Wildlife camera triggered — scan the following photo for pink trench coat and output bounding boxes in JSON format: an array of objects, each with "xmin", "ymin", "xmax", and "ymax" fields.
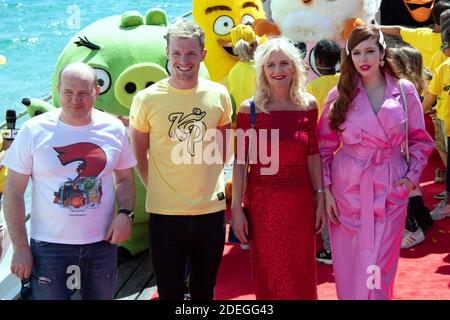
[{"xmin": 318, "ymin": 74, "xmax": 434, "ymax": 300}]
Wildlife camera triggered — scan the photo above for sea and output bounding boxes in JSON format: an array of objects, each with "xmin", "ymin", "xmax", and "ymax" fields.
[{"xmin": 0, "ymin": 0, "xmax": 192, "ymax": 123}]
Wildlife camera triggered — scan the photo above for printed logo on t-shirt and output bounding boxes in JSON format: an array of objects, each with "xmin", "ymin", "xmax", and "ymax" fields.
[
  {"xmin": 168, "ymin": 108, "xmax": 207, "ymax": 156},
  {"xmin": 52, "ymin": 143, "xmax": 107, "ymax": 214}
]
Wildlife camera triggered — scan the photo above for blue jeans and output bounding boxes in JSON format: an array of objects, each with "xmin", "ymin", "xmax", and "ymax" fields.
[{"xmin": 30, "ymin": 239, "xmax": 117, "ymax": 300}]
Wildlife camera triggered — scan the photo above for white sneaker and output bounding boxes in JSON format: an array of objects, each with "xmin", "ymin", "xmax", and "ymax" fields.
[
  {"xmin": 401, "ymin": 228, "xmax": 425, "ymax": 249},
  {"xmin": 430, "ymin": 200, "xmax": 450, "ymax": 221}
]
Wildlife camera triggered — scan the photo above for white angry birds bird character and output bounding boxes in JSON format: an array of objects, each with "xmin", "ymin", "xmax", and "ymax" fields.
[
  {"xmin": 271, "ymin": 0, "xmax": 382, "ymax": 43},
  {"xmin": 257, "ymin": 0, "xmax": 382, "ymax": 79}
]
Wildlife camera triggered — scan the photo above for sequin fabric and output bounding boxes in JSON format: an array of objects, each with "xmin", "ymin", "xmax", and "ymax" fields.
[{"xmin": 236, "ymin": 109, "xmax": 318, "ymax": 300}]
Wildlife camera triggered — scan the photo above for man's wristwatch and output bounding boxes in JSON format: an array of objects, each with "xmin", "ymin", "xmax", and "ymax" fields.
[{"xmin": 118, "ymin": 208, "xmax": 134, "ymax": 223}]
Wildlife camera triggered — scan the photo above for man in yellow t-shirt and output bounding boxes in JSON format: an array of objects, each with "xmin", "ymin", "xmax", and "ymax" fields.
[
  {"xmin": 130, "ymin": 19, "xmax": 232, "ymax": 300},
  {"xmin": 377, "ymin": 1, "xmax": 450, "ymax": 70}
]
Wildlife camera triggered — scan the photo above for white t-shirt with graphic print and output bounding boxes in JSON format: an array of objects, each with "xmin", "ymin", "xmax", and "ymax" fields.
[{"xmin": 1, "ymin": 109, "xmax": 137, "ymax": 245}]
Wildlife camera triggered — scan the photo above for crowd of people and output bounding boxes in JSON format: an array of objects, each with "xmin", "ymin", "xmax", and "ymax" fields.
[{"xmin": 2, "ymin": 3, "xmax": 450, "ymax": 299}]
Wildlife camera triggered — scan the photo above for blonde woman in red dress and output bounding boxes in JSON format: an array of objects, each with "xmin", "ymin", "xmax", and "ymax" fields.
[{"xmin": 231, "ymin": 37, "xmax": 327, "ymax": 300}]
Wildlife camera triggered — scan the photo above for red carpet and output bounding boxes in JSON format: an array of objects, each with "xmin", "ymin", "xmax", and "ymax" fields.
[
  {"xmin": 152, "ymin": 116, "xmax": 450, "ymax": 300},
  {"xmin": 151, "ymin": 160, "xmax": 450, "ymax": 300},
  {"xmin": 215, "ymin": 147, "xmax": 450, "ymax": 300}
]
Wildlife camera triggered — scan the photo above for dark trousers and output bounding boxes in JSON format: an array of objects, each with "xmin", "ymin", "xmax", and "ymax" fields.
[
  {"xmin": 149, "ymin": 211, "xmax": 225, "ymax": 300},
  {"xmin": 405, "ymin": 196, "xmax": 433, "ymax": 233}
]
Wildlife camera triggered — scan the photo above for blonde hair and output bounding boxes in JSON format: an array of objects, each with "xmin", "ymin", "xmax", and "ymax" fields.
[
  {"xmin": 254, "ymin": 37, "xmax": 308, "ymax": 112},
  {"xmin": 165, "ymin": 18, "xmax": 205, "ymax": 50}
]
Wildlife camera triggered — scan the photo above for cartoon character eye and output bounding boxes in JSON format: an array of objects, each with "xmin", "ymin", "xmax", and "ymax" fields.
[
  {"xmin": 241, "ymin": 14, "xmax": 255, "ymax": 26},
  {"xmin": 94, "ymin": 68, "xmax": 111, "ymax": 95},
  {"xmin": 214, "ymin": 15, "xmax": 235, "ymax": 36}
]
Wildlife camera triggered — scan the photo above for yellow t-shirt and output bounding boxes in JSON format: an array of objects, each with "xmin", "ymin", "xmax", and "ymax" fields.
[
  {"xmin": 400, "ymin": 27, "xmax": 441, "ymax": 70},
  {"xmin": 429, "ymin": 50, "xmax": 447, "ymax": 119},
  {"xmin": 429, "ymin": 50, "xmax": 446, "ymax": 74},
  {"xmin": 130, "ymin": 78, "xmax": 232, "ymax": 215},
  {"xmin": 306, "ymin": 73, "xmax": 340, "ymax": 116},
  {"xmin": 428, "ymin": 58, "xmax": 450, "ymax": 135},
  {"xmin": 0, "ymin": 166, "xmax": 7, "ymax": 194},
  {"xmin": 227, "ymin": 61, "xmax": 256, "ymax": 119}
]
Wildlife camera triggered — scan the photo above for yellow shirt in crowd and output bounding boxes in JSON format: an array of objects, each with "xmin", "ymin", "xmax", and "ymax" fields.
[
  {"xmin": 429, "ymin": 50, "xmax": 447, "ymax": 120},
  {"xmin": 306, "ymin": 73, "xmax": 340, "ymax": 115},
  {"xmin": 227, "ymin": 60, "xmax": 256, "ymax": 119},
  {"xmin": 428, "ymin": 58, "xmax": 450, "ymax": 136},
  {"xmin": 0, "ymin": 166, "xmax": 7, "ymax": 193},
  {"xmin": 130, "ymin": 78, "xmax": 232, "ymax": 215},
  {"xmin": 400, "ymin": 27, "xmax": 441, "ymax": 71}
]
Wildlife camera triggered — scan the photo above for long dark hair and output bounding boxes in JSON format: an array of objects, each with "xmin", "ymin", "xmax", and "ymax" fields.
[{"xmin": 329, "ymin": 25, "xmax": 400, "ymax": 131}]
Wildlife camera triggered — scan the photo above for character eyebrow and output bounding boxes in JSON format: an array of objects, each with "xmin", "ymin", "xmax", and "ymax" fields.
[
  {"xmin": 205, "ymin": 6, "xmax": 232, "ymax": 15},
  {"xmin": 74, "ymin": 36, "xmax": 101, "ymax": 51},
  {"xmin": 243, "ymin": 2, "xmax": 259, "ymax": 10}
]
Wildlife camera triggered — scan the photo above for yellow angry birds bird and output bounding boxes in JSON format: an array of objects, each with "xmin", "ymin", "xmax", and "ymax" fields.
[{"xmin": 192, "ymin": 0, "xmax": 266, "ymax": 84}]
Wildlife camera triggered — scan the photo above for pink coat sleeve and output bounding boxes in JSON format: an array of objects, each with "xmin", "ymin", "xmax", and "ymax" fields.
[
  {"xmin": 317, "ymin": 88, "xmax": 340, "ymax": 187},
  {"xmin": 402, "ymin": 80, "xmax": 434, "ymax": 186}
]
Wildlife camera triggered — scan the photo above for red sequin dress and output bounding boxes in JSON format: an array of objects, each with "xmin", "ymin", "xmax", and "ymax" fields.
[{"xmin": 236, "ymin": 109, "xmax": 318, "ymax": 300}]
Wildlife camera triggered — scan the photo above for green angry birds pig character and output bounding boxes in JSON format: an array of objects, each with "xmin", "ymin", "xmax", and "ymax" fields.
[{"xmin": 22, "ymin": 8, "xmax": 209, "ymax": 259}]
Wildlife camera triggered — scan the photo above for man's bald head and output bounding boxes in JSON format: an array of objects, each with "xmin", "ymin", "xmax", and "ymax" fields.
[
  {"xmin": 58, "ymin": 62, "xmax": 98, "ymax": 90},
  {"xmin": 57, "ymin": 62, "xmax": 100, "ymax": 126}
]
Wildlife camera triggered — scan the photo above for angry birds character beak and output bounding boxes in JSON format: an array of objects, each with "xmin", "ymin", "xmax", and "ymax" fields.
[
  {"xmin": 217, "ymin": 39, "xmax": 239, "ymax": 59},
  {"xmin": 403, "ymin": 0, "xmax": 435, "ymax": 23}
]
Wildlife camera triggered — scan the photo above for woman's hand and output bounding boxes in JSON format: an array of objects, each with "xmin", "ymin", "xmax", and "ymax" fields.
[
  {"xmin": 231, "ymin": 206, "xmax": 249, "ymax": 244},
  {"xmin": 396, "ymin": 178, "xmax": 415, "ymax": 192},
  {"xmin": 314, "ymin": 193, "xmax": 327, "ymax": 235},
  {"xmin": 325, "ymin": 187, "xmax": 340, "ymax": 225}
]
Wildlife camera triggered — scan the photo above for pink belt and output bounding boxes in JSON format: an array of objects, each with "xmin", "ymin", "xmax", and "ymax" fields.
[{"xmin": 340, "ymin": 145, "xmax": 405, "ymax": 251}]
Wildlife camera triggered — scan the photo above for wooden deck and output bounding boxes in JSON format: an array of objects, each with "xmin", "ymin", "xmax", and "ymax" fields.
[{"xmin": 114, "ymin": 250, "xmax": 156, "ymax": 300}]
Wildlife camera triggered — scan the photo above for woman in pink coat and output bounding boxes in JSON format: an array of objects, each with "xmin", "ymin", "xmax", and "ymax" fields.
[{"xmin": 318, "ymin": 26, "xmax": 434, "ymax": 300}]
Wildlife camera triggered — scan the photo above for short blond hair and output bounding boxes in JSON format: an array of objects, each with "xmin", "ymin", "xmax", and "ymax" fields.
[
  {"xmin": 165, "ymin": 18, "xmax": 205, "ymax": 50},
  {"xmin": 254, "ymin": 37, "xmax": 308, "ymax": 112}
]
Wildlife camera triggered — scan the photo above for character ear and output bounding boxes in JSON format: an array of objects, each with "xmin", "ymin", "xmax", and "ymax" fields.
[
  {"xmin": 120, "ymin": 11, "xmax": 144, "ymax": 28},
  {"xmin": 145, "ymin": 8, "xmax": 168, "ymax": 27},
  {"xmin": 252, "ymin": 18, "xmax": 281, "ymax": 37}
]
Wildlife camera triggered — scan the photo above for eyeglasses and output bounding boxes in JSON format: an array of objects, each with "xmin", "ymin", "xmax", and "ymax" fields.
[
  {"xmin": 441, "ymin": 42, "xmax": 449, "ymax": 50},
  {"xmin": 20, "ymin": 275, "xmax": 52, "ymax": 300}
]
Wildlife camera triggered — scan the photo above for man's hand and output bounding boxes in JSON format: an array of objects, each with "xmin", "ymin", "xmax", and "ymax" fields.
[
  {"xmin": 104, "ymin": 214, "xmax": 132, "ymax": 245},
  {"xmin": 11, "ymin": 246, "xmax": 33, "ymax": 280}
]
